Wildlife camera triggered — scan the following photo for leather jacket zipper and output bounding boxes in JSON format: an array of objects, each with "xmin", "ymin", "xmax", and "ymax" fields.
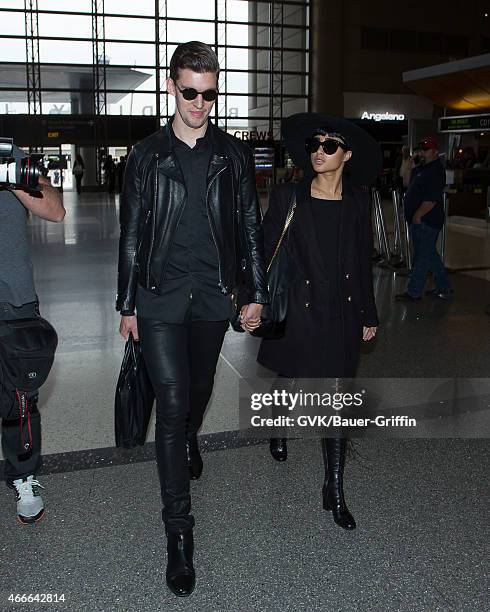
[
  {"xmin": 206, "ymin": 164, "xmax": 227, "ymax": 292},
  {"xmin": 147, "ymin": 153, "xmax": 159, "ymax": 287},
  {"xmin": 137, "ymin": 210, "xmax": 151, "ymax": 257},
  {"xmin": 158, "ymin": 184, "xmax": 187, "ymax": 286}
]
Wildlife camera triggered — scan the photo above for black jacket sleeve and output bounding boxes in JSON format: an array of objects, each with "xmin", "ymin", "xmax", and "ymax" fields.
[
  {"xmin": 239, "ymin": 149, "xmax": 269, "ymax": 304},
  {"xmin": 358, "ymin": 190, "xmax": 379, "ymax": 327},
  {"xmin": 116, "ymin": 147, "xmax": 142, "ymax": 314}
]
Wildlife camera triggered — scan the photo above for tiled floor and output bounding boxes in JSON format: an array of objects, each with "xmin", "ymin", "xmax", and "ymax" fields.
[{"xmin": 0, "ymin": 191, "xmax": 488, "ymax": 611}]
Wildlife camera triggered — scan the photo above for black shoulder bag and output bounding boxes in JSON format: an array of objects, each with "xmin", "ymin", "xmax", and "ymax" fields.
[
  {"xmin": 0, "ymin": 316, "xmax": 58, "ymax": 451},
  {"xmin": 250, "ymin": 191, "xmax": 297, "ymax": 339}
]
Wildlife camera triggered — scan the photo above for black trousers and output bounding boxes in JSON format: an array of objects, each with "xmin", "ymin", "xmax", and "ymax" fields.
[
  {"xmin": 0, "ymin": 301, "xmax": 42, "ymax": 484},
  {"xmin": 75, "ymin": 175, "xmax": 83, "ymax": 194},
  {"xmin": 138, "ymin": 315, "xmax": 229, "ymax": 533}
]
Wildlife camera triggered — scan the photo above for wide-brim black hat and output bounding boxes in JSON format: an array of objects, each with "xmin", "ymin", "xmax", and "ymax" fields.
[{"xmin": 282, "ymin": 112, "xmax": 382, "ymax": 186}]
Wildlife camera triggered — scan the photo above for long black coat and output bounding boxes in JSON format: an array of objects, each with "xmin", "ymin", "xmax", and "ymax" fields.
[{"xmin": 257, "ymin": 177, "xmax": 378, "ymax": 378}]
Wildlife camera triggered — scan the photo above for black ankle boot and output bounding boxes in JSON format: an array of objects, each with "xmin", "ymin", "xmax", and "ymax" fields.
[
  {"xmin": 186, "ymin": 436, "xmax": 203, "ymax": 480},
  {"xmin": 321, "ymin": 438, "xmax": 356, "ymax": 530},
  {"xmin": 166, "ymin": 530, "xmax": 196, "ymax": 597},
  {"xmin": 269, "ymin": 438, "xmax": 287, "ymax": 461}
]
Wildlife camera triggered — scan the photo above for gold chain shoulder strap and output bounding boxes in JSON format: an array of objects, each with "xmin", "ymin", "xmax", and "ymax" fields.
[{"xmin": 267, "ymin": 193, "xmax": 297, "ymax": 273}]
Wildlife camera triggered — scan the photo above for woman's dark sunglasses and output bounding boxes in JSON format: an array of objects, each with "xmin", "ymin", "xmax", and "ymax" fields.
[
  {"xmin": 176, "ymin": 83, "xmax": 218, "ymax": 102},
  {"xmin": 305, "ymin": 138, "xmax": 348, "ymax": 155}
]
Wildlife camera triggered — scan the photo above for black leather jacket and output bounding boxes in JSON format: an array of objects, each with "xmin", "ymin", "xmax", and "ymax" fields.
[{"xmin": 116, "ymin": 121, "xmax": 269, "ymax": 314}]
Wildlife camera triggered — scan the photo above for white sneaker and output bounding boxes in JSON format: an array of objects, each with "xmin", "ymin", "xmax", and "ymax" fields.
[{"xmin": 13, "ymin": 476, "xmax": 45, "ymax": 524}]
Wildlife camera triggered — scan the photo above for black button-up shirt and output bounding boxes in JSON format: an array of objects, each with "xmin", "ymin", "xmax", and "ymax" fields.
[{"xmin": 136, "ymin": 123, "xmax": 233, "ymax": 322}]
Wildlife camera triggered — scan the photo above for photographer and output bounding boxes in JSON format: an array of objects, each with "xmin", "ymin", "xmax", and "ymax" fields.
[{"xmin": 0, "ymin": 143, "xmax": 65, "ymax": 524}]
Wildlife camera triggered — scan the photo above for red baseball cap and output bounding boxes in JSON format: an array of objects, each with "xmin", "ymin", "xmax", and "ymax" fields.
[{"xmin": 417, "ymin": 136, "xmax": 439, "ymax": 150}]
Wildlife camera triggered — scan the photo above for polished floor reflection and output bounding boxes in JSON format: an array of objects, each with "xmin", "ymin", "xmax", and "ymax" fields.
[
  {"xmin": 1, "ymin": 190, "xmax": 487, "ymax": 456},
  {"xmin": 1, "ymin": 190, "xmax": 488, "ymax": 611}
]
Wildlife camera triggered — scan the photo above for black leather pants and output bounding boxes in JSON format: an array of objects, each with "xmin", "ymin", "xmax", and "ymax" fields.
[{"xmin": 138, "ymin": 316, "xmax": 228, "ymax": 533}]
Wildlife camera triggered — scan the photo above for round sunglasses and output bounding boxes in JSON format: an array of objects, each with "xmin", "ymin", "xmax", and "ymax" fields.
[
  {"xmin": 305, "ymin": 138, "xmax": 348, "ymax": 155},
  {"xmin": 175, "ymin": 83, "xmax": 218, "ymax": 102}
]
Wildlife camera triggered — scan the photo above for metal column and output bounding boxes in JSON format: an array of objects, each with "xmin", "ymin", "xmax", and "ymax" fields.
[
  {"xmin": 371, "ymin": 188, "xmax": 391, "ymax": 263},
  {"xmin": 215, "ymin": 0, "xmax": 228, "ymax": 132},
  {"xmin": 92, "ymin": 0, "xmax": 107, "ymax": 186},
  {"xmin": 439, "ymin": 192, "xmax": 449, "ymax": 263},
  {"xmin": 24, "ymin": 0, "xmax": 42, "ymax": 117},
  {"xmin": 269, "ymin": 0, "xmax": 284, "ymax": 141},
  {"xmin": 155, "ymin": 0, "xmax": 168, "ymax": 129}
]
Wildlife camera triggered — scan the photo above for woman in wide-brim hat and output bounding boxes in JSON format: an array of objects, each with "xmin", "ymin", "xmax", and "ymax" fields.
[{"xmin": 256, "ymin": 113, "xmax": 380, "ymax": 530}]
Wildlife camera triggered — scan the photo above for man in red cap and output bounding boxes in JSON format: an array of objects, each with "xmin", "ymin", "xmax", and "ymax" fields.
[{"xmin": 396, "ymin": 136, "xmax": 452, "ymax": 301}]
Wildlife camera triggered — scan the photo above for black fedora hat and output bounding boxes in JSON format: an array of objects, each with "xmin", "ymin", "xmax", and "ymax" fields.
[{"xmin": 282, "ymin": 112, "xmax": 382, "ymax": 186}]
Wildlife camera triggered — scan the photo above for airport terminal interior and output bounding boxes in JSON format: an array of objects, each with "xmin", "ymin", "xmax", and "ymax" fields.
[{"xmin": 0, "ymin": 1, "xmax": 489, "ymax": 611}]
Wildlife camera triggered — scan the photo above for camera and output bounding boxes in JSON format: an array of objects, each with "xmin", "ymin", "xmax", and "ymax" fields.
[{"xmin": 0, "ymin": 137, "xmax": 43, "ymax": 191}]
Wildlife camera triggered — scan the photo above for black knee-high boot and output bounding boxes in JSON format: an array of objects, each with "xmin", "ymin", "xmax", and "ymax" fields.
[{"xmin": 321, "ymin": 438, "xmax": 356, "ymax": 530}]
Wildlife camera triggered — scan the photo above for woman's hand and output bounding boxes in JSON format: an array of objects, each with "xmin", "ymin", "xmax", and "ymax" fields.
[
  {"xmin": 363, "ymin": 326, "xmax": 377, "ymax": 341},
  {"xmin": 240, "ymin": 303, "xmax": 263, "ymax": 332}
]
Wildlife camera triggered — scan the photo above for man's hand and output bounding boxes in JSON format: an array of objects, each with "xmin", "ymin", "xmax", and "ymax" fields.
[
  {"xmin": 240, "ymin": 303, "xmax": 263, "ymax": 332},
  {"xmin": 363, "ymin": 326, "xmax": 377, "ymax": 341},
  {"xmin": 413, "ymin": 200, "xmax": 436, "ymax": 225},
  {"xmin": 12, "ymin": 175, "xmax": 65, "ymax": 222},
  {"xmin": 119, "ymin": 315, "xmax": 139, "ymax": 341}
]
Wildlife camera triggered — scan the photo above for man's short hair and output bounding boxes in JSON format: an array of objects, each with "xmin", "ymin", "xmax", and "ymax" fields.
[{"xmin": 169, "ymin": 41, "xmax": 220, "ymax": 81}]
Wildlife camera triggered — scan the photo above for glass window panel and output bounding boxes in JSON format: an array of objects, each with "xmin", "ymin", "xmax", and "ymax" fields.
[
  {"xmin": 225, "ymin": 94, "xmax": 271, "ymax": 118},
  {"xmin": 105, "ymin": 16, "xmax": 155, "ymax": 42},
  {"xmin": 166, "ymin": 0, "xmax": 215, "ymax": 21},
  {"xmin": 283, "ymin": 5, "xmax": 306, "ymax": 27},
  {"xmin": 38, "ymin": 0, "xmax": 92, "ymax": 10},
  {"xmin": 2, "ymin": 0, "xmax": 25, "ymax": 8},
  {"xmin": 165, "ymin": 44, "xmax": 178, "ymax": 67},
  {"xmin": 226, "ymin": 24, "xmax": 250, "ymax": 47},
  {"xmin": 104, "ymin": 42, "xmax": 155, "ymax": 65},
  {"xmin": 254, "ymin": 72, "xmax": 270, "ymax": 96},
  {"xmin": 1, "ymin": 66, "xmax": 27, "ymax": 93},
  {"xmin": 253, "ymin": 49, "xmax": 271, "ymax": 72},
  {"xmin": 2, "ymin": 37, "xmax": 27, "ymax": 62},
  {"xmin": 226, "ymin": 1, "xmax": 252, "ymax": 22},
  {"xmin": 224, "ymin": 71, "xmax": 252, "ymax": 93},
  {"xmin": 3, "ymin": 11, "xmax": 25, "ymax": 35},
  {"xmin": 106, "ymin": 70, "xmax": 155, "ymax": 92},
  {"xmin": 104, "ymin": 0, "xmax": 155, "ymax": 16},
  {"xmin": 41, "ymin": 98, "xmax": 75, "ymax": 114},
  {"xmin": 1, "ymin": 100, "xmax": 28, "ymax": 114},
  {"xmin": 108, "ymin": 91, "xmax": 157, "ymax": 115},
  {"xmin": 255, "ymin": 25, "xmax": 270, "ymax": 48},
  {"xmin": 283, "ymin": 28, "xmax": 306, "ymax": 50},
  {"xmin": 224, "ymin": 47, "xmax": 249, "ymax": 70},
  {"xmin": 40, "ymin": 39, "xmax": 93, "ymax": 63},
  {"xmin": 38, "ymin": 13, "xmax": 92, "ymax": 38},
  {"xmin": 255, "ymin": 2, "xmax": 271, "ymax": 24},
  {"xmin": 283, "ymin": 51, "xmax": 307, "ymax": 73},
  {"xmin": 283, "ymin": 75, "xmax": 304, "ymax": 96},
  {"xmin": 167, "ymin": 20, "xmax": 215, "ymax": 44}
]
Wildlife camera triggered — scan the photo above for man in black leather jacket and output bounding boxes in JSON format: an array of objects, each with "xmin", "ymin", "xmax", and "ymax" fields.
[{"xmin": 116, "ymin": 41, "xmax": 268, "ymax": 597}]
